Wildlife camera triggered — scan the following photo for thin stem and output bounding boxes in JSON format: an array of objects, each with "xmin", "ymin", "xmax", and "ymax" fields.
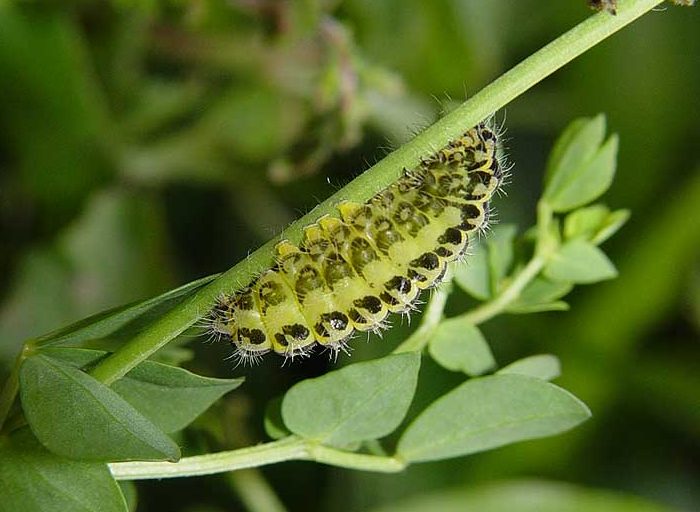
[
  {"xmin": 89, "ymin": 0, "xmax": 665, "ymax": 385},
  {"xmin": 307, "ymin": 443, "xmax": 405, "ymax": 473},
  {"xmin": 0, "ymin": 345, "xmax": 32, "ymax": 431},
  {"xmin": 393, "ymin": 279, "xmax": 452, "ymax": 353},
  {"xmin": 461, "ymin": 256, "xmax": 547, "ymax": 326},
  {"xmin": 226, "ymin": 469, "xmax": 288, "ymax": 512},
  {"xmin": 109, "ymin": 436, "xmax": 405, "ymax": 480},
  {"xmin": 458, "ymin": 199, "xmax": 556, "ymax": 326}
]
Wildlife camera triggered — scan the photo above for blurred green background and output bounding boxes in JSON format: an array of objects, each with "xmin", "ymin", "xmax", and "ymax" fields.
[{"xmin": 1, "ymin": 1, "xmax": 698, "ymax": 511}]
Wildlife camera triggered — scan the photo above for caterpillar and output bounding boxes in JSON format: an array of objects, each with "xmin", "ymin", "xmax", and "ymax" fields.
[{"xmin": 209, "ymin": 122, "xmax": 504, "ymax": 364}]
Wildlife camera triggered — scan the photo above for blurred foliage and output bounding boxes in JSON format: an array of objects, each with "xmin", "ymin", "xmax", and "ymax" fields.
[{"xmin": 0, "ymin": 1, "xmax": 698, "ymax": 511}]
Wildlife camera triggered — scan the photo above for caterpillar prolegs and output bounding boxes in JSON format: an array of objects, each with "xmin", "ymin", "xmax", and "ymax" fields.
[{"xmin": 209, "ymin": 122, "xmax": 505, "ymax": 363}]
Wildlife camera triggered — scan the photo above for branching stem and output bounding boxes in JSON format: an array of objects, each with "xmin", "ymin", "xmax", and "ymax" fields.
[{"xmin": 109, "ymin": 436, "xmax": 405, "ymax": 480}]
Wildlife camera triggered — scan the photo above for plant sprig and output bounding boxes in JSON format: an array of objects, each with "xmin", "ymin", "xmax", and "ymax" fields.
[
  {"xmin": 84, "ymin": 0, "xmax": 666, "ymax": 387},
  {"xmin": 109, "ymin": 112, "xmax": 621, "ymax": 480},
  {"xmin": 0, "ymin": 2, "xmax": 684, "ymax": 511}
]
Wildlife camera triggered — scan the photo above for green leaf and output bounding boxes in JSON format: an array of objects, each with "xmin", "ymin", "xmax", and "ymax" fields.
[
  {"xmin": 367, "ymin": 480, "xmax": 677, "ymax": 512},
  {"xmin": 543, "ymin": 115, "xmax": 618, "ymax": 212},
  {"xmin": 428, "ymin": 318, "xmax": 496, "ymax": 376},
  {"xmin": 19, "ymin": 354, "xmax": 180, "ymax": 462},
  {"xmin": 563, "ymin": 204, "xmax": 610, "ymax": 240},
  {"xmin": 33, "ymin": 275, "xmax": 216, "ymax": 348},
  {"xmin": 117, "ymin": 481, "xmax": 138, "ymax": 512},
  {"xmin": 506, "ymin": 301, "xmax": 570, "ymax": 314},
  {"xmin": 591, "ymin": 208, "xmax": 630, "ymax": 245},
  {"xmin": 41, "ymin": 348, "xmax": 243, "ymax": 433},
  {"xmin": 544, "ymin": 239, "xmax": 618, "ymax": 284},
  {"xmin": 487, "ymin": 224, "xmax": 517, "ymax": 287},
  {"xmin": 0, "ymin": 428, "xmax": 127, "ymax": 512},
  {"xmin": 453, "ymin": 245, "xmax": 490, "ymax": 300},
  {"xmin": 113, "ymin": 363, "xmax": 242, "ymax": 435},
  {"xmin": 397, "ymin": 374, "xmax": 590, "ymax": 462},
  {"xmin": 264, "ymin": 396, "xmax": 291, "ymax": 440},
  {"xmin": 454, "ymin": 226, "xmax": 517, "ymax": 300},
  {"xmin": 515, "ymin": 276, "xmax": 573, "ymax": 304},
  {"xmin": 545, "ymin": 116, "xmax": 605, "ymax": 188},
  {"xmin": 564, "ymin": 205, "xmax": 630, "ymax": 245},
  {"xmin": 281, "ymin": 353, "xmax": 420, "ymax": 448},
  {"xmin": 507, "ymin": 277, "xmax": 573, "ymax": 313},
  {"xmin": 497, "ymin": 355, "xmax": 561, "ymax": 381}
]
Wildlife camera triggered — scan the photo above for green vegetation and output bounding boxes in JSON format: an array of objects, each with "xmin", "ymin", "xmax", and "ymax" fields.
[{"xmin": 1, "ymin": 1, "xmax": 697, "ymax": 511}]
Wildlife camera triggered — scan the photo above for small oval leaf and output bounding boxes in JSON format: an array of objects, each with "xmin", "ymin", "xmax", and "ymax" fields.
[
  {"xmin": 545, "ymin": 115, "xmax": 605, "ymax": 188},
  {"xmin": 507, "ymin": 277, "xmax": 573, "ymax": 313},
  {"xmin": 566, "ymin": 204, "xmax": 629, "ymax": 246},
  {"xmin": 591, "ymin": 209, "xmax": 630, "ymax": 245},
  {"xmin": 564, "ymin": 204, "xmax": 611, "ymax": 241},
  {"xmin": 20, "ymin": 354, "xmax": 180, "ymax": 462},
  {"xmin": 543, "ymin": 115, "xmax": 619, "ymax": 212},
  {"xmin": 428, "ymin": 318, "xmax": 495, "ymax": 376},
  {"xmin": 282, "ymin": 353, "xmax": 420, "ymax": 448},
  {"xmin": 497, "ymin": 354, "xmax": 562, "ymax": 381},
  {"xmin": 397, "ymin": 374, "xmax": 590, "ymax": 463},
  {"xmin": 544, "ymin": 240, "xmax": 618, "ymax": 284}
]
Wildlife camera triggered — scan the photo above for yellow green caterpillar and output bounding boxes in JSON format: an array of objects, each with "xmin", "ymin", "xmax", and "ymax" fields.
[{"xmin": 209, "ymin": 122, "xmax": 504, "ymax": 363}]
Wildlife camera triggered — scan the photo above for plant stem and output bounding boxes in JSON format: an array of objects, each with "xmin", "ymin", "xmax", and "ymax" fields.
[
  {"xmin": 0, "ymin": 345, "xmax": 32, "ymax": 432},
  {"xmin": 461, "ymin": 256, "xmax": 547, "ymax": 326},
  {"xmin": 393, "ymin": 280, "xmax": 452, "ymax": 353},
  {"xmin": 308, "ymin": 442, "xmax": 405, "ymax": 472},
  {"xmin": 226, "ymin": 469, "xmax": 288, "ymax": 512},
  {"xmin": 451, "ymin": 197, "xmax": 558, "ymax": 326},
  {"xmin": 395, "ymin": 195, "xmax": 560, "ymax": 351},
  {"xmin": 109, "ymin": 436, "xmax": 405, "ymax": 480},
  {"xmin": 393, "ymin": 251, "xmax": 548, "ymax": 355},
  {"xmin": 89, "ymin": 0, "xmax": 666, "ymax": 385}
]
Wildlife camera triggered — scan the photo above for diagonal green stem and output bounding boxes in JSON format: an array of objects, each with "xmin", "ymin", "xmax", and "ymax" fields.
[
  {"xmin": 459, "ymin": 200, "xmax": 558, "ymax": 326},
  {"xmin": 0, "ymin": 344, "xmax": 33, "ymax": 432},
  {"xmin": 89, "ymin": 0, "xmax": 666, "ymax": 385},
  {"xmin": 460, "ymin": 256, "xmax": 548, "ymax": 326}
]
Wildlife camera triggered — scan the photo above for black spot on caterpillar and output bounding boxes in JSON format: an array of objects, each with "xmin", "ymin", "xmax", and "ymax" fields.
[
  {"xmin": 588, "ymin": 0, "xmax": 617, "ymax": 15},
  {"xmin": 208, "ymin": 122, "xmax": 506, "ymax": 364}
]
